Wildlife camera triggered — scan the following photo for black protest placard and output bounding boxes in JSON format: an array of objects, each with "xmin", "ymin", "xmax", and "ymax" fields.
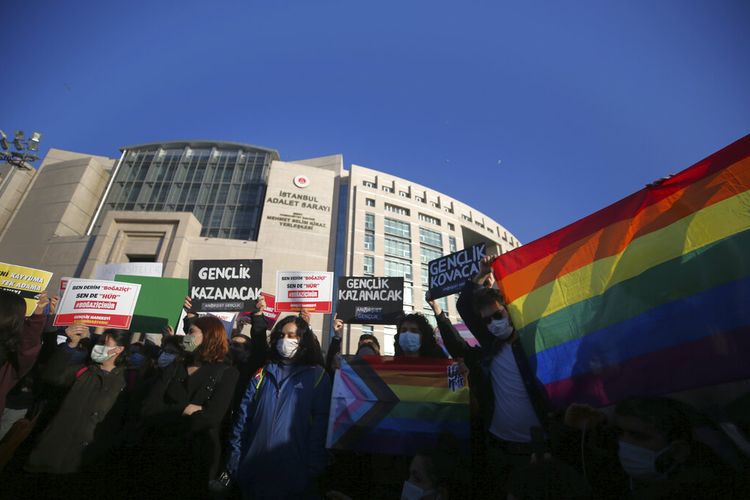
[
  {"xmin": 189, "ymin": 259, "xmax": 263, "ymax": 312},
  {"xmin": 337, "ymin": 277, "xmax": 404, "ymax": 324},
  {"xmin": 428, "ymin": 243, "xmax": 486, "ymax": 299}
]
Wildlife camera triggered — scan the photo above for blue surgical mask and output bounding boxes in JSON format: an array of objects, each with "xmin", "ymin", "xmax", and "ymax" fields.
[
  {"xmin": 401, "ymin": 480, "xmax": 434, "ymax": 500},
  {"xmin": 157, "ymin": 351, "xmax": 177, "ymax": 369},
  {"xmin": 398, "ymin": 332, "xmax": 421, "ymax": 353},
  {"xmin": 130, "ymin": 352, "xmax": 146, "ymax": 368},
  {"xmin": 488, "ymin": 318, "xmax": 513, "ymax": 339}
]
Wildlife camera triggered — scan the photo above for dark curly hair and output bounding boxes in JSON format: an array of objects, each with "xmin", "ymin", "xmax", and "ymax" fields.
[
  {"xmin": 267, "ymin": 315, "xmax": 324, "ymax": 367},
  {"xmin": 473, "ymin": 287, "xmax": 506, "ymax": 313},
  {"xmin": 394, "ymin": 312, "xmax": 446, "ymax": 358}
]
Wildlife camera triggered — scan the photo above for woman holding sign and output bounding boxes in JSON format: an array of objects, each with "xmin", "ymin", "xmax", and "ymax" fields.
[
  {"xmin": 394, "ymin": 312, "xmax": 447, "ymax": 359},
  {"xmin": 138, "ymin": 315, "xmax": 238, "ymax": 497},
  {"xmin": 226, "ymin": 315, "xmax": 331, "ymax": 498}
]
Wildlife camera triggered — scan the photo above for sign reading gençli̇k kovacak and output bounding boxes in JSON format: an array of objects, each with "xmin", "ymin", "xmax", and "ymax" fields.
[
  {"xmin": 189, "ymin": 259, "xmax": 263, "ymax": 313},
  {"xmin": 428, "ymin": 242, "xmax": 486, "ymax": 299},
  {"xmin": 336, "ymin": 277, "xmax": 404, "ymax": 324}
]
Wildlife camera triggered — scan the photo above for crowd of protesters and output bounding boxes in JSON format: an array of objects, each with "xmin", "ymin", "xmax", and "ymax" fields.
[{"xmin": 1, "ymin": 255, "xmax": 749, "ymax": 499}]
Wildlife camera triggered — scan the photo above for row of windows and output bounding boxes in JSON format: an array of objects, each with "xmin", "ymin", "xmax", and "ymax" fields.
[
  {"xmin": 363, "ymin": 201, "xmax": 459, "ymax": 235},
  {"xmin": 361, "ymin": 180, "xmax": 455, "ymax": 213},
  {"xmin": 419, "ymin": 227, "xmax": 442, "ymax": 249},
  {"xmin": 384, "ymin": 203, "xmax": 410, "ymax": 216},
  {"xmin": 384, "ymin": 217, "xmax": 411, "ymax": 239},
  {"xmin": 418, "ymin": 213, "xmax": 440, "ymax": 226}
]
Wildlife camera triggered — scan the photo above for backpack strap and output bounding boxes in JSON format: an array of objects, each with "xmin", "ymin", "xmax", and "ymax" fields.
[
  {"xmin": 313, "ymin": 365, "xmax": 326, "ymax": 388},
  {"xmin": 75, "ymin": 366, "xmax": 89, "ymax": 379},
  {"xmin": 252, "ymin": 367, "xmax": 265, "ymax": 403}
]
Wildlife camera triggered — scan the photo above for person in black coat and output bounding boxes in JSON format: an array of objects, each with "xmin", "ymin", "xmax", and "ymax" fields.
[
  {"xmin": 138, "ymin": 315, "xmax": 238, "ymax": 497},
  {"xmin": 25, "ymin": 329, "xmax": 131, "ymax": 475}
]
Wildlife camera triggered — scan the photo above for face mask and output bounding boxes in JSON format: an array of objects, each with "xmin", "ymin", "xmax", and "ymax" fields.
[
  {"xmin": 357, "ymin": 346, "xmax": 377, "ymax": 356},
  {"xmin": 487, "ymin": 318, "xmax": 513, "ymax": 339},
  {"xmin": 183, "ymin": 335, "xmax": 199, "ymax": 352},
  {"xmin": 230, "ymin": 343, "xmax": 250, "ymax": 363},
  {"xmin": 618, "ymin": 440, "xmax": 673, "ymax": 481},
  {"xmin": 157, "ymin": 351, "xmax": 177, "ymax": 368},
  {"xmin": 277, "ymin": 338, "xmax": 299, "ymax": 359},
  {"xmin": 401, "ymin": 480, "xmax": 434, "ymax": 500},
  {"xmin": 91, "ymin": 344, "xmax": 116, "ymax": 364},
  {"xmin": 130, "ymin": 352, "xmax": 146, "ymax": 368},
  {"xmin": 399, "ymin": 332, "xmax": 421, "ymax": 353}
]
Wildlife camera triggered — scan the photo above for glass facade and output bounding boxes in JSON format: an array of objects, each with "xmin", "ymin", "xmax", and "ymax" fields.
[
  {"xmin": 384, "ymin": 218, "xmax": 411, "ymax": 239},
  {"xmin": 419, "ymin": 227, "xmax": 442, "ymax": 248},
  {"xmin": 99, "ymin": 143, "xmax": 276, "ymax": 239}
]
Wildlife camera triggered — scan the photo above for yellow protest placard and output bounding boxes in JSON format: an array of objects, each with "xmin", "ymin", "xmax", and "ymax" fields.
[{"xmin": 0, "ymin": 262, "xmax": 53, "ymax": 316}]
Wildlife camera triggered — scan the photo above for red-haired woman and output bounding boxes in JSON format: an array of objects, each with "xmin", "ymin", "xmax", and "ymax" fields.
[{"xmin": 138, "ymin": 315, "xmax": 238, "ymax": 497}]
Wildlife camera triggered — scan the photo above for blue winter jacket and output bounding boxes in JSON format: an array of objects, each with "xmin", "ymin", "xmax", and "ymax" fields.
[{"xmin": 227, "ymin": 361, "xmax": 331, "ymax": 498}]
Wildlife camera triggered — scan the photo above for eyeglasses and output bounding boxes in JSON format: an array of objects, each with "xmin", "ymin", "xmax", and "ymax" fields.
[{"xmin": 484, "ymin": 311, "xmax": 505, "ymax": 324}]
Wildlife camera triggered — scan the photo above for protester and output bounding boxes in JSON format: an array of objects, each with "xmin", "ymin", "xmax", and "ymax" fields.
[
  {"xmin": 394, "ymin": 312, "xmax": 447, "ymax": 359},
  {"xmin": 229, "ymin": 296, "xmax": 269, "ymax": 413},
  {"xmin": 0, "ymin": 291, "xmax": 55, "ymax": 421},
  {"xmin": 450, "ymin": 254, "xmax": 550, "ymax": 493},
  {"xmin": 138, "ymin": 315, "xmax": 238, "ymax": 496},
  {"xmin": 612, "ymin": 396, "xmax": 746, "ymax": 498},
  {"xmin": 325, "ymin": 314, "xmax": 383, "ymax": 374},
  {"xmin": 227, "ymin": 315, "xmax": 331, "ymax": 498},
  {"xmin": 25, "ymin": 329, "xmax": 130, "ymax": 474}
]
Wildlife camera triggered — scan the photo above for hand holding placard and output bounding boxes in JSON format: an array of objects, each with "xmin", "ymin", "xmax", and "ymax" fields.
[
  {"xmin": 332, "ymin": 314, "xmax": 344, "ymax": 339},
  {"xmin": 33, "ymin": 292, "xmax": 50, "ymax": 315}
]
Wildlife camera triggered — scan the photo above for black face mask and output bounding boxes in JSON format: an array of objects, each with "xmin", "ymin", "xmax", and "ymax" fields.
[
  {"xmin": 230, "ymin": 343, "xmax": 251, "ymax": 364},
  {"xmin": 356, "ymin": 346, "xmax": 377, "ymax": 356}
]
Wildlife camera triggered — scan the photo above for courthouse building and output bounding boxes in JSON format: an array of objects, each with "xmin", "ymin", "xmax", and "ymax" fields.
[{"xmin": 0, "ymin": 141, "xmax": 520, "ymax": 353}]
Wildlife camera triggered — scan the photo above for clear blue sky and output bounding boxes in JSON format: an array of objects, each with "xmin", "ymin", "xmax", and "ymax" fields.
[{"xmin": 2, "ymin": 0, "xmax": 749, "ymax": 243}]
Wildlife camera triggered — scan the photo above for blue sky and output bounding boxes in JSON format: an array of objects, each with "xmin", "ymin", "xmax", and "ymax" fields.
[{"xmin": 2, "ymin": 0, "xmax": 749, "ymax": 243}]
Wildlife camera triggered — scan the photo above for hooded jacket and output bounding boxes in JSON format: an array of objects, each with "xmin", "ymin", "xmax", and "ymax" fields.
[{"xmin": 227, "ymin": 361, "xmax": 331, "ymax": 498}]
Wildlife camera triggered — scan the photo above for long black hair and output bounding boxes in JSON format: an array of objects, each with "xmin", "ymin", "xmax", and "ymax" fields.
[
  {"xmin": 394, "ymin": 312, "xmax": 446, "ymax": 358},
  {"xmin": 267, "ymin": 315, "xmax": 324, "ymax": 367},
  {"xmin": 0, "ymin": 290, "xmax": 27, "ymax": 367},
  {"xmin": 100, "ymin": 329, "xmax": 132, "ymax": 367}
]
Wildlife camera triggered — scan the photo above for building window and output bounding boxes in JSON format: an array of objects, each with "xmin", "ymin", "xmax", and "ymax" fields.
[
  {"xmin": 462, "ymin": 214, "xmax": 471, "ymax": 222},
  {"xmin": 448, "ymin": 222, "xmax": 455, "ymax": 231},
  {"xmin": 421, "ymin": 264, "xmax": 429, "ymax": 286},
  {"xmin": 385, "ymin": 258, "xmax": 413, "ymax": 281},
  {"xmin": 385, "ymin": 237, "xmax": 412, "ymax": 259},
  {"xmin": 363, "ymin": 180, "xmax": 376, "ymax": 188},
  {"xmin": 398, "ymin": 190, "xmax": 410, "ymax": 198},
  {"xmin": 364, "ymin": 233, "xmax": 375, "ymax": 251},
  {"xmin": 419, "ymin": 227, "xmax": 442, "ymax": 249},
  {"xmin": 415, "ymin": 196, "xmax": 425, "ymax": 203},
  {"xmin": 443, "ymin": 206, "xmax": 453, "ymax": 214},
  {"xmin": 418, "ymin": 213, "xmax": 441, "ymax": 226},
  {"xmin": 403, "ymin": 283, "xmax": 413, "ymax": 306},
  {"xmin": 449, "ymin": 236, "xmax": 457, "ymax": 253},
  {"xmin": 365, "ymin": 212, "xmax": 375, "ymax": 231},
  {"xmin": 384, "ymin": 203, "xmax": 410, "ymax": 216},
  {"xmin": 363, "ymin": 255, "xmax": 374, "ymax": 275},
  {"xmin": 362, "ymin": 325, "xmax": 374, "ymax": 336},
  {"xmin": 420, "ymin": 246, "xmax": 442, "ymax": 264},
  {"xmin": 382, "ymin": 185, "xmax": 394, "ymax": 193},
  {"xmin": 384, "ymin": 218, "xmax": 411, "ymax": 239},
  {"xmin": 365, "ymin": 198, "xmax": 375, "ymax": 207}
]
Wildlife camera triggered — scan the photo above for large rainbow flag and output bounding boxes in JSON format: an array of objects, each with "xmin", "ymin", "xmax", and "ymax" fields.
[
  {"xmin": 492, "ymin": 134, "xmax": 750, "ymax": 409},
  {"xmin": 326, "ymin": 356, "xmax": 470, "ymax": 455}
]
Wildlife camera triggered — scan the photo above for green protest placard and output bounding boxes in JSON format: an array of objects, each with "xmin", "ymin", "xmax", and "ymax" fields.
[{"xmin": 115, "ymin": 274, "xmax": 187, "ymax": 333}]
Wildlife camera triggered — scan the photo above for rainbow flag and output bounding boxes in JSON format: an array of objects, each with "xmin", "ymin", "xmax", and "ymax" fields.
[
  {"xmin": 326, "ymin": 356, "xmax": 470, "ymax": 455},
  {"xmin": 492, "ymin": 134, "xmax": 750, "ymax": 409}
]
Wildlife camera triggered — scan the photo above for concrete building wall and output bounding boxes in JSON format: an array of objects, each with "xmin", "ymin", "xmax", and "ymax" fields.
[
  {"xmin": 0, "ymin": 164, "xmax": 36, "ymax": 239},
  {"xmin": 0, "ymin": 146, "xmax": 521, "ymax": 349}
]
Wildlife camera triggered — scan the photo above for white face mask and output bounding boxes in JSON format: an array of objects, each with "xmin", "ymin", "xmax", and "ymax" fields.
[
  {"xmin": 183, "ymin": 334, "xmax": 199, "ymax": 352},
  {"xmin": 398, "ymin": 332, "xmax": 421, "ymax": 353},
  {"xmin": 91, "ymin": 344, "xmax": 116, "ymax": 364},
  {"xmin": 277, "ymin": 338, "xmax": 299, "ymax": 359},
  {"xmin": 401, "ymin": 480, "xmax": 434, "ymax": 500},
  {"xmin": 618, "ymin": 440, "xmax": 673, "ymax": 481},
  {"xmin": 487, "ymin": 317, "xmax": 513, "ymax": 339}
]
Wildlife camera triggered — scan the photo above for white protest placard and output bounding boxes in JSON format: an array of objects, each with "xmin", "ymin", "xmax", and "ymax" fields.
[
  {"xmin": 95, "ymin": 262, "xmax": 163, "ymax": 282},
  {"xmin": 275, "ymin": 271, "xmax": 334, "ymax": 313},
  {"xmin": 54, "ymin": 278, "xmax": 141, "ymax": 329}
]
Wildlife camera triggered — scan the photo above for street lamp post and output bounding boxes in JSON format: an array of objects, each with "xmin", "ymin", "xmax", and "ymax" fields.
[{"xmin": 0, "ymin": 130, "xmax": 43, "ymax": 170}]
